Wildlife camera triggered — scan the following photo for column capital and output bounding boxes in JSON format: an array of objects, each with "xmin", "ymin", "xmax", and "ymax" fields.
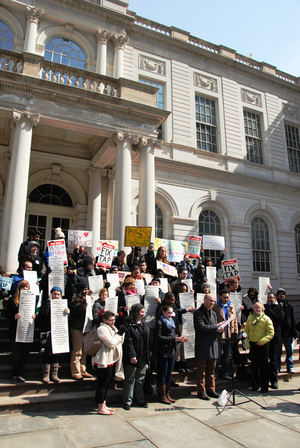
[
  {"xmin": 107, "ymin": 169, "xmax": 115, "ymax": 179},
  {"xmin": 25, "ymin": 5, "xmax": 43, "ymax": 24},
  {"xmin": 112, "ymin": 31, "xmax": 128, "ymax": 50},
  {"xmin": 87, "ymin": 167, "xmax": 107, "ymax": 177},
  {"xmin": 96, "ymin": 29, "xmax": 110, "ymax": 45},
  {"xmin": 12, "ymin": 109, "xmax": 40, "ymax": 127},
  {"xmin": 114, "ymin": 131, "xmax": 140, "ymax": 145},
  {"xmin": 138, "ymin": 136, "xmax": 162, "ymax": 150}
]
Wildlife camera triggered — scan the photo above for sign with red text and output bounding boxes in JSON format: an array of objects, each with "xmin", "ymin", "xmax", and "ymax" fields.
[
  {"xmin": 187, "ymin": 236, "xmax": 202, "ymax": 258},
  {"xmin": 222, "ymin": 259, "xmax": 240, "ymax": 280},
  {"xmin": 96, "ymin": 241, "xmax": 116, "ymax": 269},
  {"xmin": 124, "ymin": 226, "xmax": 151, "ymax": 247},
  {"xmin": 68, "ymin": 230, "xmax": 93, "ymax": 247},
  {"xmin": 48, "ymin": 239, "xmax": 67, "ymax": 267}
]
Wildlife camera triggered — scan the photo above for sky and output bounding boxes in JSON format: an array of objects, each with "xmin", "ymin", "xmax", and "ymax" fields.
[{"xmin": 128, "ymin": 0, "xmax": 300, "ymax": 77}]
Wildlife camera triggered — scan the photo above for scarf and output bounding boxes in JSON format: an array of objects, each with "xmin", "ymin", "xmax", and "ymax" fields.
[
  {"xmin": 161, "ymin": 315, "xmax": 175, "ymax": 331},
  {"xmin": 251, "ymin": 312, "xmax": 265, "ymax": 326}
]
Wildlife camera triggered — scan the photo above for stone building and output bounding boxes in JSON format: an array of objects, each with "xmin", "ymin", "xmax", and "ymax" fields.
[{"xmin": 0, "ymin": 0, "xmax": 299, "ymax": 310}]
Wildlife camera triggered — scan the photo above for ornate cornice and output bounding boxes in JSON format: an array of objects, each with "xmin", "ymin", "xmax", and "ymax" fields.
[
  {"xmin": 25, "ymin": 5, "xmax": 43, "ymax": 24},
  {"xmin": 139, "ymin": 55, "xmax": 165, "ymax": 75},
  {"xmin": 194, "ymin": 72, "xmax": 217, "ymax": 92},
  {"xmin": 12, "ymin": 108, "xmax": 40, "ymax": 126},
  {"xmin": 242, "ymin": 89, "xmax": 262, "ymax": 107},
  {"xmin": 95, "ymin": 29, "xmax": 111, "ymax": 45},
  {"xmin": 112, "ymin": 32, "xmax": 128, "ymax": 50}
]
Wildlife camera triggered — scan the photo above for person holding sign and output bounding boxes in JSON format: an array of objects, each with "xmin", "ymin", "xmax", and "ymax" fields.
[
  {"xmin": 6, "ymin": 280, "xmax": 36, "ymax": 383},
  {"xmin": 38, "ymin": 287, "xmax": 70, "ymax": 383},
  {"xmin": 155, "ymin": 246, "xmax": 169, "ymax": 264},
  {"xmin": 19, "ymin": 241, "xmax": 43, "ymax": 277},
  {"xmin": 116, "ymin": 278, "xmax": 140, "ymax": 326},
  {"xmin": 93, "ymin": 288, "xmax": 108, "ymax": 327},
  {"xmin": 112, "ymin": 250, "xmax": 129, "ymax": 272},
  {"xmin": 156, "ymin": 305, "xmax": 189, "ymax": 404}
]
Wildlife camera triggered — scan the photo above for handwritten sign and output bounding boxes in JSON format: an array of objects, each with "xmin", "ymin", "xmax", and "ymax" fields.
[
  {"xmin": 124, "ymin": 226, "xmax": 152, "ymax": 247},
  {"xmin": 202, "ymin": 235, "xmax": 225, "ymax": 251},
  {"xmin": 0, "ymin": 276, "xmax": 13, "ymax": 291},
  {"xmin": 187, "ymin": 236, "xmax": 202, "ymax": 258},
  {"xmin": 222, "ymin": 259, "xmax": 240, "ymax": 280},
  {"xmin": 156, "ymin": 261, "xmax": 178, "ymax": 277},
  {"xmin": 68, "ymin": 230, "xmax": 93, "ymax": 248},
  {"xmin": 96, "ymin": 241, "xmax": 116, "ymax": 269},
  {"xmin": 155, "ymin": 238, "xmax": 186, "ymax": 262}
]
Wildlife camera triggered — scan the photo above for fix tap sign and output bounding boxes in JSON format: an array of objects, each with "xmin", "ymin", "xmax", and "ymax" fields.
[
  {"xmin": 222, "ymin": 259, "xmax": 240, "ymax": 280},
  {"xmin": 96, "ymin": 241, "xmax": 115, "ymax": 269}
]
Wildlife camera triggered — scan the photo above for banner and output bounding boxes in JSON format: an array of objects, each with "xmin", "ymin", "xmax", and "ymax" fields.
[
  {"xmin": 48, "ymin": 239, "xmax": 67, "ymax": 267},
  {"xmin": 96, "ymin": 241, "xmax": 116, "ymax": 269},
  {"xmin": 156, "ymin": 261, "xmax": 178, "ymax": 277},
  {"xmin": 124, "ymin": 226, "xmax": 152, "ymax": 247},
  {"xmin": 187, "ymin": 236, "xmax": 202, "ymax": 258},
  {"xmin": 179, "ymin": 292, "xmax": 195, "ymax": 360},
  {"xmin": 154, "ymin": 238, "xmax": 186, "ymax": 262},
  {"xmin": 222, "ymin": 259, "xmax": 240, "ymax": 280},
  {"xmin": 15, "ymin": 290, "xmax": 36, "ymax": 343},
  {"xmin": 68, "ymin": 230, "xmax": 93, "ymax": 247},
  {"xmin": 144, "ymin": 285, "xmax": 159, "ymax": 329},
  {"xmin": 51, "ymin": 299, "xmax": 69, "ymax": 354},
  {"xmin": 202, "ymin": 235, "xmax": 225, "ymax": 251}
]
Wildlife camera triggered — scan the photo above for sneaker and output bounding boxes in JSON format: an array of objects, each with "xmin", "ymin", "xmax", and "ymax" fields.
[
  {"xmin": 11, "ymin": 376, "xmax": 18, "ymax": 384},
  {"xmin": 222, "ymin": 375, "xmax": 232, "ymax": 381},
  {"xmin": 123, "ymin": 404, "xmax": 131, "ymax": 411},
  {"xmin": 17, "ymin": 376, "xmax": 26, "ymax": 383}
]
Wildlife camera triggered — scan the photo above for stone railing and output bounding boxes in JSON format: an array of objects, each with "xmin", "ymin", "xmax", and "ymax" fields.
[
  {"xmin": 0, "ymin": 49, "xmax": 23, "ymax": 73},
  {"xmin": 234, "ymin": 53, "xmax": 262, "ymax": 70},
  {"xmin": 134, "ymin": 15, "xmax": 170, "ymax": 35},
  {"xmin": 276, "ymin": 69, "xmax": 299, "ymax": 85},
  {"xmin": 188, "ymin": 35, "xmax": 219, "ymax": 54}
]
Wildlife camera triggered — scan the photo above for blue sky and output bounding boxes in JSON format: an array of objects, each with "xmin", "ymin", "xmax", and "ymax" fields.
[{"xmin": 128, "ymin": 0, "xmax": 300, "ymax": 76}]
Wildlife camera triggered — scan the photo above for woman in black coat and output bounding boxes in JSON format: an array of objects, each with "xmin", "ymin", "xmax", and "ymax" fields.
[{"xmin": 155, "ymin": 304, "xmax": 188, "ymax": 404}]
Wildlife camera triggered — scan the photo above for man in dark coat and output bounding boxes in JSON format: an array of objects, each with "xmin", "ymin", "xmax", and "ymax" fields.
[
  {"xmin": 193, "ymin": 293, "xmax": 224, "ymax": 400},
  {"xmin": 276, "ymin": 288, "xmax": 297, "ymax": 373}
]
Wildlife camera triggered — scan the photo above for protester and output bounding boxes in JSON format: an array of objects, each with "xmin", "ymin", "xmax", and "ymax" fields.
[
  {"xmin": 276, "ymin": 288, "xmax": 297, "ymax": 373},
  {"xmin": 155, "ymin": 246, "xmax": 169, "ymax": 264},
  {"xmin": 144, "ymin": 242, "xmax": 156, "ymax": 275},
  {"xmin": 18, "ymin": 228, "xmax": 42, "ymax": 264},
  {"xmin": 242, "ymin": 287, "xmax": 259, "ymax": 321},
  {"xmin": 112, "ymin": 250, "xmax": 130, "ymax": 272},
  {"xmin": 93, "ymin": 288, "xmax": 108, "ymax": 327},
  {"xmin": 127, "ymin": 246, "xmax": 142, "ymax": 271},
  {"xmin": 11, "ymin": 261, "xmax": 33, "ymax": 296}
]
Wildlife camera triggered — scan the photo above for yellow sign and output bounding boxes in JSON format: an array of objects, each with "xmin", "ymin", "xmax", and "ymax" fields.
[{"xmin": 124, "ymin": 226, "xmax": 152, "ymax": 247}]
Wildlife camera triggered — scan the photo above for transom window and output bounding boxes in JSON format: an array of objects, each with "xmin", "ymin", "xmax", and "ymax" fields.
[
  {"xmin": 295, "ymin": 224, "xmax": 300, "ymax": 273},
  {"xmin": 29, "ymin": 184, "xmax": 73, "ymax": 207},
  {"xmin": 195, "ymin": 96, "xmax": 217, "ymax": 153},
  {"xmin": 244, "ymin": 110, "xmax": 263, "ymax": 164},
  {"xmin": 0, "ymin": 20, "xmax": 13, "ymax": 50},
  {"xmin": 251, "ymin": 217, "xmax": 271, "ymax": 272},
  {"xmin": 44, "ymin": 38, "xmax": 85, "ymax": 68},
  {"xmin": 199, "ymin": 210, "xmax": 221, "ymax": 265},
  {"xmin": 285, "ymin": 124, "xmax": 300, "ymax": 173},
  {"xmin": 139, "ymin": 78, "xmax": 164, "ymax": 140}
]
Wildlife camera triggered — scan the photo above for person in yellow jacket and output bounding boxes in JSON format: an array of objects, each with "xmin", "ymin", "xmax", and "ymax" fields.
[{"xmin": 244, "ymin": 302, "xmax": 274, "ymax": 393}]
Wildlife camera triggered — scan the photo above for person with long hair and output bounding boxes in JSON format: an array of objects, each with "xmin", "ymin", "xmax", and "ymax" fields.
[
  {"xmin": 93, "ymin": 287, "xmax": 108, "ymax": 327},
  {"xmin": 242, "ymin": 287, "xmax": 259, "ymax": 320},
  {"xmin": 123, "ymin": 303, "xmax": 151, "ymax": 410},
  {"xmin": 5, "ymin": 280, "xmax": 36, "ymax": 383},
  {"xmin": 155, "ymin": 246, "xmax": 169, "ymax": 264}
]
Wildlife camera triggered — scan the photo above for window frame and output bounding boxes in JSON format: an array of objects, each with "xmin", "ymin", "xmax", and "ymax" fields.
[
  {"xmin": 195, "ymin": 94, "xmax": 218, "ymax": 153},
  {"xmin": 139, "ymin": 77, "xmax": 164, "ymax": 140},
  {"xmin": 295, "ymin": 223, "xmax": 300, "ymax": 274},
  {"xmin": 285, "ymin": 123, "xmax": 300, "ymax": 174},
  {"xmin": 251, "ymin": 216, "xmax": 272, "ymax": 273},
  {"xmin": 199, "ymin": 209, "xmax": 222, "ymax": 265},
  {"xmin": 243, "ymin": 109, "xmax": 264, "ymax": 165}
]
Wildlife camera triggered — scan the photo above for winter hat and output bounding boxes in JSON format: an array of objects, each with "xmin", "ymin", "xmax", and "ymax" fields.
[{"xmin": 55, "ymin": 227, "xmax": 65, "ymax": 239}]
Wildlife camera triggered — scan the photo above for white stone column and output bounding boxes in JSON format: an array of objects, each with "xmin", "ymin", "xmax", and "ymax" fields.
[
  {"xmin": 138, "ymin": 137, "xmax": 159, "ymax": 242},
  {"xmin": 95, "ymin": 30, "xmax": 110, "ymax": 75},
  {"xmin": 106, "ymin": 170, "xmax": 115, "ymax": 240},
  {"xmin": 87, "ymin": 168, "xmax": 107, "ymax": 255},
  {"xmin": 112, "ymin": 32, "xmax": 128, "ymax": 79},
  {"xmin": 113, "ymin": 131, "xmax": 139, "ymax": 249},
  {"xmin": 24, "ymin": 6, "xmax": 43, "ymax": 54},
  {"xmin": 0, "ymin": 109, "xmax": 40, "ymax": 273}
]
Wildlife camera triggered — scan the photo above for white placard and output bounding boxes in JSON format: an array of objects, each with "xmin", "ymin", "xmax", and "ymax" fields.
[
  {"xmin": 23, "ymin": 270, "xmax": 39, "ymax": 295},
  {"xmin": 202, "ymin": 235, "xmax": 225, "ymax": 251},
  {"xmin": 218, "ymin": 315, "xmax": 234, "ymax": 331},
  {"xmin": 135, "ymin": 279, "xmax": 145, "ymax": 296},
  {"xmin": 125, "ymin": 294, "xmax": 140, "ymax": 310},
  {"xmin": 88, "ymin": 275, "xmax": 104, "ymax": 301},
  {"xmin": 184, "ymin": 278, "xmax": 193, "ymax": 292},
  {"xmin": 159, "ymin": 277, "xmax": 169, "ymax": 294},
  {"xmin": 105, "ymin": 296, "xmax": 118, "ymax": 315},
  {"xmin": 48, "ymin": 239, "xmax": 67, "ymax": 268},
  {"xmin": 68, "ymin": 230, "xmax": 93, "ymax": 247},
  {"xmin": 196, "ymin": 293, "xmax": 205, "ymax": 308},
  {"xmin": 144, "ymin": 285, "xmax": 159, "ymax": 329},
  {"xmin": 142, "ymin": 274, "xmax": 153, "ymax": 285},
  {"xmin": 222, "ymin": 259, "xmax": 240, "ymax": 280},
  {"xmin": 51, "ymin": 299, "xmax": 70, "ymax": 354},
  {"xmin": 179, "ymin": 292, "xmax": 195, "ymax": 360},
  {"xmin": 259, "ymin": 277, "xmax": 270, "ymax": 302},
  {"xmin": 206, "ymin": 266, "xmax": 217, "ymax": 299},
  {"xmin": 229, "ymin": 292, "xmax": 243, "ymax": 324},
  {"xmin": 106, "ymin": 273, "xmax": 120, "ymax": 298},
  {"xmin": 48, "ymin": 266, "xmax": 65, "ymax": 296},
  {"xmin": 0, "ymin": 276, "xmax": 13, "ymax": 291},
  {"xmin": 15, "ymin": 290, "xmax": 36, "ymax": 343},
  {"xmin": 83, "ymin": 296, "xmax": 93, "ymax": 333}
]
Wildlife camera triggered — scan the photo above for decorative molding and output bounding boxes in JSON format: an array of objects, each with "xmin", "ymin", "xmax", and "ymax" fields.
[
  {"xmin": 87, "ymin": 167, "xmax": 108, "ymax": 177},
  {"xmin": 241, "ymin": 88, "xmax": 262, "ymax": 107},
  {"xmin": 112, "ymin": 32, "xmax": 128, "ymax": 50},
  {"xmin": 138, "ymin": 136, "xmax": 162, "ymax": 150},
  {"xmin": 139, "ymin": 55, "xmax": 165, "ymax": 75},
  {"xmin": 95, "ymin": 29, "xmax": 110, "ymax": 45},
  {"xmin": 25, "ymin": 5, "xmax": 43, "ymax": 24},
  {"xmin": 12, "ymin": 109, "xmax": 40, "ymax": 127},
  {"xmin": 282, "ymin": 103, "xmax": 299, "ymax": 119},
  {"xmin": 210, "ymin": 190, "xmax": 216, "ymax": 201},
  {"xmin": 194, "ymin": 72, "xmax": 217, "ymax": 92},
  {"xmin": 51, "ymin": 163, "xmax": 61, "ymax": 175}
]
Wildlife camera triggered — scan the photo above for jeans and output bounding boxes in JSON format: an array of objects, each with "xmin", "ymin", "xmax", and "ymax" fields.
[
  {"xmin": 123, "ymin": 361, "xmax": 147, "ymax": 405},
  {"xmin": 215, "ymin": 341, "xmax": 231, "ymax": 377},
  {"xmin": 277, "ymin": 337, "xmax": 294, "ymax": 371},
  {"xmin": 157, "ymin": 357, "xmax": 175, "ymax": 386}
]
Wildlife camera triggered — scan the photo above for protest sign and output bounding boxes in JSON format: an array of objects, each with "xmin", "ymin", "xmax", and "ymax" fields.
[
  {"xmin": 48, "ymin": 239, "xmax": 67, "ymax": 267},
  {"xmin": 206, "ymin": 266, "xmax": 216, "ymax": 299},
  {"xmin": 105, "ymin": 296, "xmax": 118, "ymax": 315},
  {"xmin": 202, "ymin": 235, "xmax": 225, "ymax": 251},
  {"xmin": 179, "ymin": 292, "xmax": 195, "ymax": 360},
  {"xmin": 51, "ymin": 299, "xmax": 69, "ymax": 354},
  {"xmin": 144, "ymin": 285, "xmax": 159, "ymax": 329},
  {"xmin": 68, "ymin": 230, "xmax": 93, "ymax": 248},
  {"xmin": 124, "ymin": 226, "xmax": 152, "ymax": 247},
  {"xmin": 0, "ymin": 276, "xmax": 13, "ymax": 291},
  {"xmin": 48, "ymin": 267, "xmax": 65, "ymax": 296},
  {"xmin": 23, "ymin": 270, "xmax": 40, "ymax": 295},
  {"xmin": 16, "ymin": 290, "xmax": 36, "ymax": 343},
  {"xmin": 222, "ymin": 259, "xmax": 240, "ymax": 280},
  {"xmin": 106, "ymin": 273, "xmax": 120, "ymax": 297},
  {"xmin": 259, "ymin": 277, "xmax": 270, "ymax": 302},
  {"xmin": 159, "ymin": 277, "xmax": 169, "ymax": 293},
  {"xmin": 156, "ymin": 261, "xmax": 178, "ymax": 277},
  {"xmin": 142, "ymin": 274, "xmax": 153, "ymax": 285},
  {"xmin": 230, "ymin": 293, "xmax": 243, "ymax": 324},
  {"xmin": 88, "ymin": 276, "xmax": 104, "ymax": 301},
  {"xmin": 125, "ymin": 294, "xmax": 140, "ymax": 310},
  {"xmin": 96, "ymin": 241, "xmax": 116, "ymax": 269},
  {"xmin": 184, "ymin": 278, "xmax": 193, "ymax": 293},
  {"xmin": 154, "ymin": 238, "xmax": 186, "ymax": 263},
  {"xmin": 196, "ymin": 293, "xmax": 205, "ymax": 308},
  {"xmin": 118, "ymin": 272, "xmax": 127, "ymax": 283},
  {"xmin": 187, "ymin": 236, "xmax": 202, "ymax": 258},
  {"xmin": 135, "ymin": 279, "xmax": 145, "ymax": 296},
  {"xmin": 83, "ymin": 296, "xmax": 93, "ymax": 333}
]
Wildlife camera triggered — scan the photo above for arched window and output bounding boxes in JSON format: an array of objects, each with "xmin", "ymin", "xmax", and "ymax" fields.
[
  {"xmin": 155, "ymin": 204, "xmax": 163, "ymax": 238},
  {"xmin": 199, "ymin": 210, "xmax": 221, "ymax": 265},
  {"xmin": 0, "ymin": 20, "xmax": 14, "ymax": 50},
  {"xmin": 29, "ymin": 184, "xmax": 73, "ymax": 207},
  {"xmin": 295, "ymin": 223, "xmax": 300, "ymax": 273},
  {"xmin": 251, "ymin": 217, "xmax": 271, "ymax": 272}
]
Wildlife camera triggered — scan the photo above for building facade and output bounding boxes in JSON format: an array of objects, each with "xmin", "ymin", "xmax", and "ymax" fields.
[{"xmin": 0, "ymin": 0, "xmax": 300, "ymax": 311}]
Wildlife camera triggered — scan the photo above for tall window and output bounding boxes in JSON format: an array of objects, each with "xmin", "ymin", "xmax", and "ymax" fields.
[
  {"xmin": 29, "ymin": 184, "xmax": 73, "ymax": 207},
  {"xmin": 199, "ymin": 210, "xmax": 221, "ymax": 265},
  {"xmin": 295, "ymin": 224, "xmax": 300, "ymax": 273},
  {"xmin": 195, "ymin": 96, "xmax": 217, "ymax": 153},
  {"xmin": 244, "ymin": 110, "xmax": 263, "ymax": 164},
  {"xmin": 251, "ymin": 217, "xmax": 271, "ymax": 272},
  {"xmin": 155, "ymin": 204, "xmax": 163, "ymax": 238},
  {"xmin": 0, "ymin": 20, "xmax": 14, "ymax": 50},
  {"xmin": 139, "ymin": 78, "xmax": 164, "ymax": 140},
  {"xmin": 285, "ymin": 124, "xmax": 300, "ymax": 173}
]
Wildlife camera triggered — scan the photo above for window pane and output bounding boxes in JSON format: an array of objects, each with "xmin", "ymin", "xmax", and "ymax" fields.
[
  {"xmin": 195, "ymin": 96, "xmax": 217, "ymax": 153},
  {"xmin": 244, "ymin": 110, "xmax": 264, "ymax": 164},
  {"xmin": 251, "ymin": 217, "xmax": 271, "ymax": 272},
  {"xmin": 199, "ymin": 210, "xmax": 222, "ymax": 265}
]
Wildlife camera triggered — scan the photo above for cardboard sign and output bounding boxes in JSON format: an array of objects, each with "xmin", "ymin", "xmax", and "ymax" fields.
[
  {"xmin": 202, "ymin": 235, "xmax": 225, "ymax": 251},
  {"xmin": 96, "ymin": 241, "xmax": 116, "ymax": 269},
  {"xmin": 124, "ymin": 226, "xmax": 151, "ymax": 247},
  {"xmin": 68, "ymin": 230, "xmax": 93, "ymax": 247},
  {"xmin": 222, "ymin": 259, "xmax": 240, "ymax": 280},
  {"xmin": 156, "ymin": 261, "xmax": 178, "ymax": 277},
  {"xmin": 187, "ymin": 236, "xmax": 202, "ymax": 258},
  {"xmin": 154, "ymin": 238, "xmax": 186, "ymax": 262}
]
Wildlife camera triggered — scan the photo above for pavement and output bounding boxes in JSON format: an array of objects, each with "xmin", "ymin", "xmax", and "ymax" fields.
[{"xmin": 0, "ymin": 376, "xmax": 300, "ymax": 448}]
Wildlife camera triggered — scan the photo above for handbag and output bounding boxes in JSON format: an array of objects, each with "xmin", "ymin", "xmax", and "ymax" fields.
[
  {"xmin": 40, "ymin": 331, "xmax": 51, "ymax": 353},
  {"xmin": 83, "ymin": 325, "xmax": 102, "ymax": 357},
  {"xmin": 143, "ymin": 368, "xmax": 157, "ymax": 396}
]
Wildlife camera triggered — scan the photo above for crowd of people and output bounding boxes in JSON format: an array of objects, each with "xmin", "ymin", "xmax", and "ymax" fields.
[{"xmin": 0, "ymin": 228, "xmax": 299, "ymax": 414}]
